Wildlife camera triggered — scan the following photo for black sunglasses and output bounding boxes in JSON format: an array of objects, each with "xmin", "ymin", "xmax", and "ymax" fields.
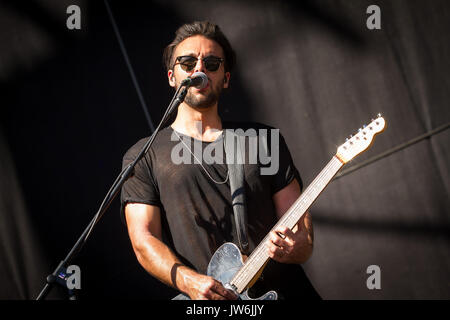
[{"xmin": 173, "ymin": 55, "xmax": 224, "ymax": 72}]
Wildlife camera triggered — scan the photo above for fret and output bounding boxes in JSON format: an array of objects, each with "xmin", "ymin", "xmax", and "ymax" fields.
[{"xmin": 230, "ymin": 156, "xmax": 343, "ymax": 293}]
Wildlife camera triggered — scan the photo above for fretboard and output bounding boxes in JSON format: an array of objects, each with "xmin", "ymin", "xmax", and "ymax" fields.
[{"xmin": 230, "ymin": 155, "xmax": 344, "ymax": 293}]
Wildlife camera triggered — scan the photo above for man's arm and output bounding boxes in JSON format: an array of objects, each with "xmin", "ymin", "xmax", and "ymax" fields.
[
  {"xmin": 268, "ymin": 179, "xmax": 314, "ymax": 264},
  {"xmin": 124, "ymin": 203, "xmax": 237, "ymax": 300}
]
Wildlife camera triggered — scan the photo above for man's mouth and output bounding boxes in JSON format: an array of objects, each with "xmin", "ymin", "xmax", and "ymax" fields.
[{"xmin": 196, "ymin": 82, "xmax": 209, "ymax": 92}]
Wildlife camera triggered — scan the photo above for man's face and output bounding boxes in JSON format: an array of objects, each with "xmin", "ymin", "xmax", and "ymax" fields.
[{"xmin": 168, "ymin": 35, "xmax": 230, "ymax": 110}]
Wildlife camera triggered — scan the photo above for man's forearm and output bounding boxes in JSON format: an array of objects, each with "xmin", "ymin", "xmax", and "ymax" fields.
[{"xmin": 132, "ymin": 233, "xmax": 196, "ymax": 294}]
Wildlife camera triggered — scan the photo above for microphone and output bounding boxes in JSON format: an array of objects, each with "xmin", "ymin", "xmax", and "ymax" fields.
[{"xmin": 181, "ymin": 72, "xmax": 208, "ymax": 89}]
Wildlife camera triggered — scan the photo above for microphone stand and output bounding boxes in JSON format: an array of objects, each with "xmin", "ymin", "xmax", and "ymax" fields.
[{"xmin": 36, "ymin": 84, "xmax": 188, "ymax": 300}]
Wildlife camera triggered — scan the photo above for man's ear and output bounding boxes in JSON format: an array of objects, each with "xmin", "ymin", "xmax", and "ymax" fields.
[
  {"xmin": 223, "ymin": 72, "xmax": 230, "ymax": 89},
  {"xmin": 168, "ymin": 70, "xmax": 176, "ymax": 87}
]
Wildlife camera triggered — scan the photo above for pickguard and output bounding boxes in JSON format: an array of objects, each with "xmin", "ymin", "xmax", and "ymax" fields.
[{"xmin": 207, "ymin": 242, "xmax": 277, "ymax": 300}]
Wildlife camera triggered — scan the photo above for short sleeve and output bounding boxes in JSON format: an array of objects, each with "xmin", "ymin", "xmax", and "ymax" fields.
[
  {"xmin": 270, "ymin": 133, "xmax": 303, "ymax": 195},
  {"xmin": 120, "ymin": 139, "xmax": 162, "ymax": 223}
]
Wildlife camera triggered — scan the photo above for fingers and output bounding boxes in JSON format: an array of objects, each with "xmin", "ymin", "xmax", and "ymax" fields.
[
  {"xmin": 271, "ymin": 226, "xmax": 296, "ymax": 249},
  {"xmin": 195, "ymin": 277, "xmax": 238, "ymax": 300},
  {"xmin": 267, "ymin": 226, "xmax": 296, "ymax": 262},
  {"xmin": 206, "ymin": 280, "xmax": 236, "ymax": 300},
  {"xmin": 213, "ymin": 281, "xmax": 238, "ymax": 300}
]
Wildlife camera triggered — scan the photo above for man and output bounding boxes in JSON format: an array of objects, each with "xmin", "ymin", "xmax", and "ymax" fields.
[{"xmin": 121, "ymin": 21, "xmax": 319, "ymax": 300}]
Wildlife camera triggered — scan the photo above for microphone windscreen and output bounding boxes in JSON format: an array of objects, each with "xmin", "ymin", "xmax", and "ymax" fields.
[{"xmin": 190, "ymin": 72, "xmax": 208, "ymax": 89}]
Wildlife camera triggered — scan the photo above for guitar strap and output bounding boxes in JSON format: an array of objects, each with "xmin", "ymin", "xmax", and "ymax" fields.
[{"xmin": 224, "ymin": 129, "xmax": 250, "ymax": 255}]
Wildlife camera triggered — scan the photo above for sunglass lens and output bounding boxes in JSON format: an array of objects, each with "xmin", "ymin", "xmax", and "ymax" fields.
[
  {"xmin": 180, "ymin": 64, "xmax": 195, "ymax": 72},
  {"xmin": 178, "ymin": 57, "xmax": 196, "ymax": 71},
  {"xmin": 204, "ymin": 58, "xmax": 221, "ymax": 71}
]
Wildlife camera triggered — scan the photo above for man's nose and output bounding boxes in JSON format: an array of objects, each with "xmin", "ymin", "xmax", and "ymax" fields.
[{"xmin": 194, "ymin": 59, "xmax": 207, "ymax": 73}]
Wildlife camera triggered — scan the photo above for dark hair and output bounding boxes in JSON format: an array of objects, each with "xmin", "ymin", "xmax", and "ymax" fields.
[{"xmin": 163, "ymin": 21, "xmax": 236, "ymax": 73}]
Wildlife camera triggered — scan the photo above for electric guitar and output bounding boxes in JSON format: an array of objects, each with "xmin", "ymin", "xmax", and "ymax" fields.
[{"xmin": 196, "ymin": 115, "xmax": 385, "ymax": 300}]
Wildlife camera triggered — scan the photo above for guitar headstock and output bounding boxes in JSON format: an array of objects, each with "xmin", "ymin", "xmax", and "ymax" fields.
[{"xmin": 336, "ymin": 114, "xmax": 386, "ymax": 164}]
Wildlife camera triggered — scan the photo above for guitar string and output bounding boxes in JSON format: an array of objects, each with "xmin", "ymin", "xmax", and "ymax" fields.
[
  {"xmin": 278, "ymin": 158, "xmax": 341, "ymax": 230},
  {"xmin": 231, "ymin": 157, "xmax": 343, "ymax": 290},
  {"xmin": 244, "ymin": 157, "xmax": 342, "ymax": 281},
  {"xmin": 232, "ymin": 157, "xmax": 342, "ymax": 289}
]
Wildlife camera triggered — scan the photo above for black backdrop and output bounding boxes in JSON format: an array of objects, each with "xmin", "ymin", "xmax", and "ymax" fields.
[{"xmin": 0, "ymin": 0, "xmax": 449, "ymax": 300}]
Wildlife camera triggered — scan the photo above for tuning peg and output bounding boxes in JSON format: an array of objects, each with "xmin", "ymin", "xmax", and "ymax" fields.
[
  {"xmin": 363, "ymin": 124, "xmax": 367, "ymax": 128},
  {"xmin": 377, "ymin": 113, "xmax": 382, "ymax": 117}
]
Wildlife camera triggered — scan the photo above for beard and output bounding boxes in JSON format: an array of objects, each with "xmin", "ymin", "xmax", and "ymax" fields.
[{"xmin": 183, "ymin": 80, "xmax": 223, "ymax": 109}]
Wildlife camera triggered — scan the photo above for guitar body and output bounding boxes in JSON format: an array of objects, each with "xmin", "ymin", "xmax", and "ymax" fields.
[{"xmin": 206, "ymin": 242, "xmax": 277, "ymax": 300}]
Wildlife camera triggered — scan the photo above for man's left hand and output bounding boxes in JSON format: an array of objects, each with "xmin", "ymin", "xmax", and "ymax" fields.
[{"xmin": 266, "ymin": 213, "xmax": 313, "ymax": 264}]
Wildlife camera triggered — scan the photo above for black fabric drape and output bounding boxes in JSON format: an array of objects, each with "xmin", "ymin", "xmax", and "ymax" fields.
[{"xmin": 0, "ymin": 130, "xmax": 46, "ymax": 299}]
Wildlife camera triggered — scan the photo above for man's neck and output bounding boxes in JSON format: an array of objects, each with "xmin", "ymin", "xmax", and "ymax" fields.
[{"xmin": 171, "ymin": 102, "xmax": 223, "ymax": 141}]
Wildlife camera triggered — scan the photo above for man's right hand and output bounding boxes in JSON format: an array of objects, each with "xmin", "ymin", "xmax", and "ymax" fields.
[{"xmin": 181, "ymin": 270, "xmax": 238, "ymax": 300}]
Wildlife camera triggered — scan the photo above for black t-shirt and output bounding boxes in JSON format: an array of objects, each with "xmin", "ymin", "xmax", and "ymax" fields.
[{"xmin": 121, "ymin": 122, "xmax": 320, "ymax": 299}]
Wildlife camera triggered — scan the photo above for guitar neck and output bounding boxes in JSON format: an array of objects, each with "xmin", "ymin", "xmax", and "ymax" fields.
[{"xmin": 230, "ymin": 155, "xmax": 344, "ymax": 293}]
